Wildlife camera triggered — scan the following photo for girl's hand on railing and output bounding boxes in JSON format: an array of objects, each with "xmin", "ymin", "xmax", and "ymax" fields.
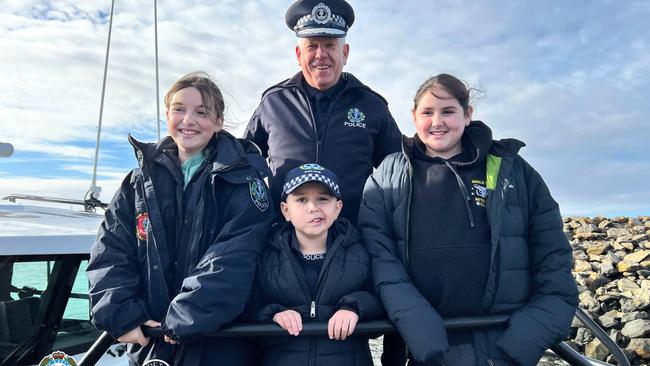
[
  {"xmin": 328, "ymin": 309, "xmax": 358, "ymax": 340},
  {"xmin": 117, "ymin": 320, "xmax": 161, "ymax": 347},
  {"xmin": 273, "ymin": 310, "xmax": 303, "ymax": 336}
]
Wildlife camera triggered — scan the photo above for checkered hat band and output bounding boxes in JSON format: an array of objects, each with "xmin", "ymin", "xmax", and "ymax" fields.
[
  {"xmin": 294, "ymin": 14, "xmax": 346, "ymax": 30},
  {"xmin": 283, "ymin": 172, "xmax": 340, "ymax": 197},
  {"xmin": 297, "ymin": 27, "xmax": 345, "ymax": 36}
]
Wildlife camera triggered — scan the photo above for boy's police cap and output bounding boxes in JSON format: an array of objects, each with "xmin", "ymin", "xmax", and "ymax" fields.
[
  {"xmin": 285, "ymin": 0, "xmax": 355, "ymax": 38},
  {"xmin": 282, "ymin": 163, "xmax": 341, "ymax": 200}
]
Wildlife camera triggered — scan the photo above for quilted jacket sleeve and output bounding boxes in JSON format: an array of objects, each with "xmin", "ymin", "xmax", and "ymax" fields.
[
  {"xmin": 496, "ymin": 159, "xmax": 579, "ymax": 366},
  {"xmin": 87, "ymin": 171, "xmax": 150, "ymax": 339},
  {"xmin": 163, "ymin": 178, "xmax": 275, "ymax": 342}
]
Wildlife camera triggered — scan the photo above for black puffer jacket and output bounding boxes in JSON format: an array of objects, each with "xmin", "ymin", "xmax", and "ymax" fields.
[
  {"xmin": 244, "ymin": 72, "xmax": 402, "ymax": 223},
  {"xmin": 246, "ymin": 219, "xmax": 384, "ymax": 366},
  {"xmin": 88, "ymin": 131, "xmax": 275, "ymax": 366},
  {"xmin": 358, "ymin": 121, "xmax": 578, "ymax": 366}
]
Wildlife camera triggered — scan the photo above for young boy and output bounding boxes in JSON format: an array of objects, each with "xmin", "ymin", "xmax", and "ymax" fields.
[{"xmin": 246, "ymin": 163, "xmax": 383, "ymax": 366}]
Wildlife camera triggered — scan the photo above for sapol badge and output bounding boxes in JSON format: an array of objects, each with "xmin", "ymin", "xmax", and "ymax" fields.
[
  {"xmin": 249, "ymin": 178, "xmax": 269, "ymax": 212},
  {"xmin": 344, "ymin": 108, "xmax": 367, "ymax": 128},
  {"xmin": 39, "ymin": 351, "xmax": 78, "ymax": 366},
  {"xmin": 136, "ymin": 212, "xmax": 150, "ymax": 241},
  {"xmin": 312, "ymin": 2, "xmax": 332, "ymax": 24}
]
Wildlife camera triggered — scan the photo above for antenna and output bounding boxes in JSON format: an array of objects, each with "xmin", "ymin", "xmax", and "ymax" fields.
[
  {"xmin": 87, "ymin": 0, "xmax": 116, "ymax": 205},
  {"xmin": 0, "ymin": 142, "xmax": 13, "ymax": 157},
  {"xmin": 154, "ymin": 0, "xmax": 161, "ymax": 141}
]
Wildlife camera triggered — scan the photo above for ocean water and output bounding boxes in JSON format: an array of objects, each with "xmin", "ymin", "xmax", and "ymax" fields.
[{"xmin": 12, "ymin": 260, "xmax": 90, "ymax": 320}]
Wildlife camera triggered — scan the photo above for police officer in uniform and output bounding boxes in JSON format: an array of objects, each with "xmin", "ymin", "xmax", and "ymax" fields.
[{"xmin": 245, "ymin": 0, "xmax": 402, "ymax": 223}]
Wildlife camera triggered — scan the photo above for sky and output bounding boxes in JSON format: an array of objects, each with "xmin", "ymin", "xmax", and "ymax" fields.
[{"xmin": 0, "ymin": 0, "xmax": 648, "ymax": 217}]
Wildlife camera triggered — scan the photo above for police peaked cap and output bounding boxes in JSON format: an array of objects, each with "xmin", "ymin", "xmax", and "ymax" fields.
[{"xmin": 285, "ymin": 0, "xmax": 355, "ymax": 38}]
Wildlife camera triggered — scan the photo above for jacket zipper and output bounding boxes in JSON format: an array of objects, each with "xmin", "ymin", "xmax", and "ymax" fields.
[
  {"xmin": 404, "ymin": 157, "xmax": 413, "ymax": 266},
  {"xmin": 286, "ymin": 249, "xmax": 314, "ymax": 314},
  {"xmin": 404, "ymin": 157, "xmax": 413, "ymax": 363},
  {"xmin": 302, "ymin": 90, "xmax": 320, "ymax": 163}
]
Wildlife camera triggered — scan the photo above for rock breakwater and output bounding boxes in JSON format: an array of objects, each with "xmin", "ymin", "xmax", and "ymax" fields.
[{"xmin": 567, "ymin": 216, "xmax": 650, "ymax": 365}]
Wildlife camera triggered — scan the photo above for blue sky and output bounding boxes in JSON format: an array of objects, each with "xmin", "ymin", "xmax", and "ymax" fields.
[{"xmin": 0, "ymin": 0, "xmax": 648, "ymax": 217}]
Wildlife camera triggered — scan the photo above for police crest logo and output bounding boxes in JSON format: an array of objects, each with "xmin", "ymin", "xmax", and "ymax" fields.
[
  {"xmin": 312, "ymin": 2, "xmax": 332, "ymax": 24},
  {"xmin": 136, "ymin": 212, "xmax": 150, "ymax": 240},
  {"xmin": 143, "ymin": 359, "xmax": 170, "ymax": 366},
  {"xmin": 344, "ymin": 107, "xmax": 366, "ymax": 128},
  {"xmin": 38, "ymin": 351, "xmax": 78, "ymax": 366},
  {"xmin": 249, "ymin": 178, "xmax": 269, "ymax": 212}
]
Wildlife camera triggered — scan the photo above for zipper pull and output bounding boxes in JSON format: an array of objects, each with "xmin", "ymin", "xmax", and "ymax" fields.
[{"xmin": 310, "ymin": 301, "xmax": 316, "ymax": 318}]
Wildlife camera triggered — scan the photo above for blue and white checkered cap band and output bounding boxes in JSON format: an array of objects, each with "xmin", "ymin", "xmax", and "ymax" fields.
[
  {"xmin": 282, "ymin": 171, "xmax": 341, "ymax": 199},
  {"xmin": 294, "ymin": 13, "xmax": 346, "ymax": 30},
  {"xmin": 298, "ymin": 27, "xmax": 346, "ymax": 36}
]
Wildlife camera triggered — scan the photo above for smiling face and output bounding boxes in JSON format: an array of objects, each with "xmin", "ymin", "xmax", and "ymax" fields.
[
  {"xmin": 413, "ymin": 86, "xmax": 473, "ymax": 159},
  {"xmin": 296, "ymin": 37, "xmax": 349, "ymax": 91},
  {"xmin": 166, "ymin": 87, "xmax": 222, "ymax": 163},
  {"xmin": 281, "ymin": 182, "xmax": 342, "ymax": 245}
]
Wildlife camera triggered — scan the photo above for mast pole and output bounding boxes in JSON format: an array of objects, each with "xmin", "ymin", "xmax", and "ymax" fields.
[
  {"xmin": 87, "ymin": 0, "xmax": 116, "ymax": 206},
  {"xmin": 154, "ymin": 0, "xmax": 161, "ymax": 141}
]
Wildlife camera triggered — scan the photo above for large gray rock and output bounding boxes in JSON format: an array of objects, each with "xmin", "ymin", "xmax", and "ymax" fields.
[
  {"xmin": 577, "ymin": 224, "xmax": 599, "ymax": 234},
  {"xmin": 624, "ymin": 250, "xmax": 650, "ymax": 264},
  {"xmin": 579, "ymin": 291, "xmax": 601, "ymax": 312},
  {"xmin": 587, "ymin": 242, "xmax": 611, "ymax": 256},
  {"xmin": 621, "ymin": 319, "xmax": 650, "ymax": 338},
  {"xmin": 599, "ymin": 258, "xmax": 617, "ymax": 276},
  {"xmin": 575, "ymin": 327, "xmax": 595, "ymax": 344},
  {"xmin": 574, "ymin": 260, "xmax": 593, "ymax": 273},
  {"xmin": 598, "ymin": 313, "xmax": 619, "ymax": 328},
  {"xmin": 585, "ymin": 338, "xmax": 610, "ymax": 361},
  {"xmin": 626, "ymin": 338, "xmax": 650, "ymax": 360},
  {"xmin": 621, "ymin": 311, "xmax": 650, "ymax": 324},
  {"xmin": 608, "ymin": 228, "xmax": 632, "ymax": 238}
]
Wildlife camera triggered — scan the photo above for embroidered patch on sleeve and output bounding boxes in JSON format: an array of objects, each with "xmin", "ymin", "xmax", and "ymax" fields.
[
  {"xmin": 136, "ymin": 212, "xmax": 150, "ymax": 240},
  {"xmin": 249, "ymin": 178, "xmax": 269, "ymax": 212}
]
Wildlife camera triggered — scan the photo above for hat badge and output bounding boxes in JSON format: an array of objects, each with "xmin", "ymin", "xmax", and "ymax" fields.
[{"xmin": 312, "ymin": 3, "xmax": 332, "ymax": 24}]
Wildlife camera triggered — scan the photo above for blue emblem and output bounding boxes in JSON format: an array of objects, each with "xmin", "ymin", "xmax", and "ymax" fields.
[
  {"xmin": 347, "ymin": 108, "xmax": 366, "ymax": 124},
  {"xmin": 249, "ymin": 178, "xmax": 269, "ymax": 212}
]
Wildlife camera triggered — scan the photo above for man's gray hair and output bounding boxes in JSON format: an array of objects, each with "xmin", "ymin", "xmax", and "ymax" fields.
[{"xmin": 297, "ymin": 37, "xmax": 347, "ymax": 47}]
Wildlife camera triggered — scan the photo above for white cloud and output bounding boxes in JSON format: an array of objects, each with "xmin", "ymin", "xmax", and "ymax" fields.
[{"xmin": 0, "ymin": 0, "xmax": 648, "ymax": 217}]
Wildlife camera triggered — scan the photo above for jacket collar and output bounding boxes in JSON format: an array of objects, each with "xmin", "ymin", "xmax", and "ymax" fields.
[
  {"xmin": 402, "ymin": 120, "xmax": 516, "ymax": 165},
  {"xmin": 128, "ymin": 130, "xmax": 254, "ymax": 180},
  {"xmin": 268, "ymin": 218, "xmax": 358, "ymax": 252}
]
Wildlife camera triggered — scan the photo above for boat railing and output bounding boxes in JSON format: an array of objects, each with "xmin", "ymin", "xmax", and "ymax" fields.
[
  {"xmin": 1, "ymin": 194, "xmax": 107, "ymax": 212},
  {"xmin": 78, "ymin": 307, "xmax": 631, "ymax": 366}
]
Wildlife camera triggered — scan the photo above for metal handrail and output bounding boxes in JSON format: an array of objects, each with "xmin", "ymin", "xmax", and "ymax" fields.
[
  {"xmin": 79, "ymin": 316, "xmax": 508, "ymax": 366},
  {"xmin": 575, "ymin": 307, "xmax": 630, "ymax": 366},
  {"xmin": 77, "ymin": 311, "xmax": 631, "ymax": 366}
]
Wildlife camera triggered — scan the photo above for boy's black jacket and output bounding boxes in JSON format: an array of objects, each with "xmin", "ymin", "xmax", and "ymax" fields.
[{"xmin": 245, "ymin": 218, "xmax": 384, "ymax": 366}]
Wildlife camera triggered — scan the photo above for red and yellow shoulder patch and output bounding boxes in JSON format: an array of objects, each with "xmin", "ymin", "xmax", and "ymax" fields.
[{"xmin": 136, "ymin": 212, "xmax": 150, "ymax": 241}]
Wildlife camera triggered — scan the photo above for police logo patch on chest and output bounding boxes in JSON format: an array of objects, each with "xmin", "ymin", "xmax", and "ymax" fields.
[
  {"xmin": 344, "ymin": 107, "xmax": 367, "ymax": 128},
  {"xmin": 136, "ymin": 212, "xmax": 150, "ymax": 241},
  {"xmin": 249, "ymin": 178, "xmax": 269, "ymax": 212}
]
